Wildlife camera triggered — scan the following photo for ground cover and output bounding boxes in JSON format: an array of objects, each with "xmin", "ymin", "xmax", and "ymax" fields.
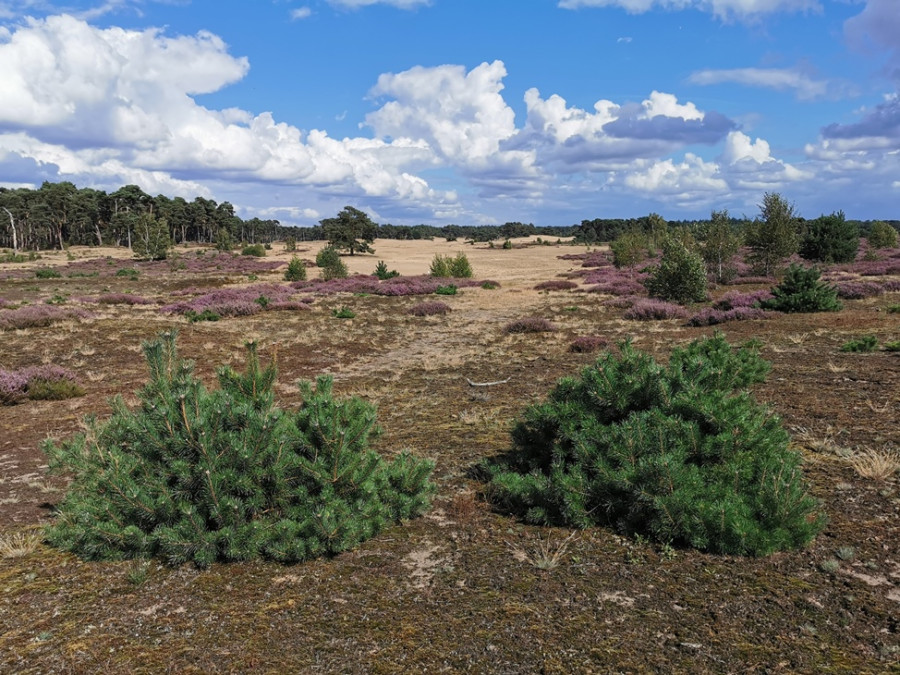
[{"xmin": 0, "ymin": 237, "xmax": 898, "ymax": 673}]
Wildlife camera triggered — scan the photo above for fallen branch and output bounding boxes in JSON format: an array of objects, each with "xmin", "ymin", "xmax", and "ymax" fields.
[{"xmin": 465, "ymin": 377, "xmax": 511, "ymax": 387}]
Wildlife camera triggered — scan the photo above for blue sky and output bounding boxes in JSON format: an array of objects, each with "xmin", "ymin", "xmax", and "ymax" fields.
[{"xmin": 0, "ymin": 0, "xmax": 898, "ymax": 227}]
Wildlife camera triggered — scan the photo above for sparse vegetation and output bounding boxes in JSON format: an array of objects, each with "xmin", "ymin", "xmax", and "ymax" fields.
[{"xmin": 840, "ymin": 336, "xmax": 878, "ymax": 353}]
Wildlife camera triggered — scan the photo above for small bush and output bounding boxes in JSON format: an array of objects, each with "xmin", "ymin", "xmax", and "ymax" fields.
[
  {"xmin": 430, "ymin": 253, "xmax": 473, "ymax": 278},
  {"xmin": 43, "ymin": 332, "xmax": 435, "ymax": 567},
  {"xmin": 185, "ymin": 309, "xmax": 221, "ymax": 323},
  {"xmin": 569, "ymin": 336, "xmax": 608, "ymax": 353},
  {"xmin": 408, "ymin": 301, "xmax": 451, "ymax": 317},
  {"xmin": 283, "ymin": 236, "xmax": 297, "ymax": 253},
  {"xmin": 888, "ymin": 305, "xmax": 900, "ymax": 314},
  {"xmin": 883, "ymin": 340, "xmax": 900, "ymax": 352},
  {"xmin": 687, "ymin": 307, "xmax": 771, "ymax": 327},
  {"xmin": 840, "ymin": 336, "xmax": 879, "ymax": 353},
  {"xmin": 215, "ymin": 229, "xmax": 234, "ymax": 252},
  {"xmin": 374, "ymin": 261, "xmax": 399, "ymax": 280},
  {"xmin": 0, "ymin": 370, "xmax": 28, "ymax": 405},
  {"xmin": 96, "ymin": 293, "xmax": 152, "ymax": 306},
  {"xmin": 799, "ymin": 211, "xmax": 859, "ymax": 263},
  {"xmin": 761, "ymin": 264, "xmax": 842, "ymax": 313},
  {"xmin": 504, "ymin": 318, "xmax": 557, "ymax": 334},
  {"xmin": 429, "ymin": 254, "xmax": 451, "ymax": 278},
  {"xmin": 0, "ymin": 305, "xmax": 91, "ymax": 331},
  {"xmin": 1, "ymin": 365, "xmax": 83, "ymax": 404},
  {"xmin": 835, "ymin": 282, "xmax": 883, "ymax": 300},
  {"xmin": 866, "ymin": 221, "xmax": 899, "ymax": 250},
  {"xmin": 534, "ymin": 280, "xmax": 579, "ymax": 292},
  {"xmin": 644, "ymin": 236, "xmax": 708, "ymax": 304},
  {"xmin": 115, "ymin": 268, "xmax": 139, "ymax": 280},
  {"xmin": 316, "ymin": 246, "xmax": 348, "ymax": 280},
  {"xmin": 481, "ymin": 281, "xmax": 500, "ymax": 290},
  {"xmin": 484, "ymin": 334, "xmax": 825, "ymax": 555},
  {"xmin": 434, "ymin": 285, "xmax": 457, "ymax": 296},
  {"xmin": 284, "ymin": 256, "xmax": 307, "ymax": 282},
  {"xmin": 241, "ymin": 244, "xmax": 266, "ymax": 257},
  {"xmin": 332, "ymin": 306, "xmax": 355, "ymax": 319},
  {"xmin": 623, "ymin": 299, "xmax": 688, "ymax": 321},
  {"xmin": 35, "ymin": 268, "xmax": 61, "ymax": 279}
]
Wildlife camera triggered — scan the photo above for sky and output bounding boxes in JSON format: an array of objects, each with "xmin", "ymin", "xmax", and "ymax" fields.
[{"xmin": 0, "ymin": 1, "xmax": 898, "ymax": 227}]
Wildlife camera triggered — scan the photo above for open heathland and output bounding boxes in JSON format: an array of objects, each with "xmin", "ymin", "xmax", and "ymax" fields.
[{"xmin": 1, "ymin": 237, "xmax": 899, "ymax": 673}]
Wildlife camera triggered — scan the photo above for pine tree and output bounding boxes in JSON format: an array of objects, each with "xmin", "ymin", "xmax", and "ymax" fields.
[
  {"xmin": 799, "ymin": 211, "xmax": 859, "ymax": 263},
  {"xmin": 644, "ymin": 235, "xmax": 708, "ymax": 304},
  {"xmin": 484, "ymin": 334, "xmax": 825, "ymax": 556},
  {"xmin": 761, "ymin": 263, "xmax": 842, "ymax": 313},
  {"xmin": 44, "ymin": 332, "xmax": 434, "ymax": 567}
]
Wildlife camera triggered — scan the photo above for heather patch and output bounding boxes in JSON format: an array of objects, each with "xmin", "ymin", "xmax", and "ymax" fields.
[
  {"xmin": 0, "ymin": 305, "xmax": 92, "ymax": 330},
  {"xmin": 622, "ymin": 299, "xmax": 688, "ymax": 321},
  {"xmin": 1, "ymin": 365, "xmax": 83, "ymax": 404},
  {"xmin": 160, "ymin": 284, "xmax": 297, "ymax": 318},
  {"xmin": 408, "ymin": 301, "xmax": 451, "ymax": 317},
  {"xmin": 835, "ymin": 282, "xmax": 884, "ymax": 300},
  {"xmin": 534, "ymin": 280, "xmax": 579, "ymax": 292},
  {"xmin": 504, "ymin": 317, "xmax": 557, "ymax": 334},
  {"xmin": 291, "ymin": 274, "xmax": 488, "ymax": 297},
  {"xmin": 713, "ymin": 290, "xmax": 773, "ymax": 310},
  {"xmin": 569, "ymin": 336, "xmax": 608, "ymax": 353},
  {"xmin": 687, "ymin": 307, "xmax": 772, "ymax": 327},
  {"xmin": 96, "ymin": 293, "xmax": 154, "ymax": 305}
]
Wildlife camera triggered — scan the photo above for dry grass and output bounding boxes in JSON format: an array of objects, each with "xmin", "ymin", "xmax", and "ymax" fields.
[
  {"xmin": 0, "ymin": 528, "xmax": 43, "ymax": 558},
  {"xmin": 507, "ymin": 531, "xmax": 578, "ymax": 571},
  {"xmin": 848, "ymin": 448, "xmax": 900, "ymax": 480}
]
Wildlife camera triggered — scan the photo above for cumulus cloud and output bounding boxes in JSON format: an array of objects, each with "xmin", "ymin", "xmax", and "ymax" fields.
[
  {"xmin": 688, "ymin": 67, "xmax": 850, "ymax": 101},
  {"xmin": 290, "ymin": 7, "xmax": 312, "ymax": 20},
  {"xmin": 821, "ymin": 95, "xmax": 900, "ymax": 144},
  {"xmin": 0, "ymin": 14, "xmax": 456, "ymax": 211},
  {"xmin": 623, "ymin": 153, "xmax": 727, "ymax": 198},
  {"xmin": 558, "ymin": 0, "xmax": 821, "ymax": 21}
]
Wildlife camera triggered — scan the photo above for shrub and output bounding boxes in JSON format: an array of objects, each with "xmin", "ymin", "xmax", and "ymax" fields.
[
  {"xmin": 241, "ymin": 244, "xmax": 266, "ymax": 257},
  {"xmin": 867, "ymin": 221, "xmax": 899, "ymax": 250},
  {"xmin": 185, "ymin": 309, "xmax": 221, "ymax": 323},
  {"xmin": 884, "ymin": 340, "xmax": 900, "ymax": 352},
  {"xmin": 215, "ymin": 228, "xmax": 234, "ymax": 252},
  {"xmin": 0, "ymin": 370, "xmax": 28, "ymax": 405},
  {"xmin": 115, "ymin": 268, "xmax": 139, "ymax": 279},
  {"xmin": 316, "ymin": 246, "xmax": 348, "ymax": 280},
  {"xmin": 1, "ymin": 365, "xmax": 83, "ymax": 404},
  {"xmin": 408, "ymin": 301, "xmax": 451, "ymax": 317},
  {"xmin": 0, "ymin": 305, "xmax": 91, "ymax": 331},
  {"xmin": 96, "ymin": 293, "xmax": 152, "ymax": 306},
  {"xmin": 713, "ymin": 290, "xmax": 773, "ymax": 310},
  {"xmin": 430, "ymin": 253, "xmax": 473, "ymax": 278},
  {"xmin": 534, "ymin": 280, "xmax": 579, "ymax": 292},
  {"xmin": 761, "ymin": 264, "xmax": 842, "ymax": 313},
  {"xmin": 374, "ymin": 260, "xmax": 399, "ymax": 280},
  {"xmin": 569, "ymin": 336, "xmax": 608, "ymax": 353},
  {"xmin": 835, "ymin": 281, "xmax": 883, "ymax": 300},
  {"xmin": 429, "ymin": 254, "xmax": 451, "ymax": 278},
  {"xmin": 644, "ymin": 236, "xmax": 708, "ymax": 304},
  {"xmin": 43, "ymin": 332, "xmax": 435, "ymax": 567},
  {"xmin": 284, "ymin": 256, "xmax": 307, "ymax": 282},
  {"xmin": 35, "ymin": 268, "xmax": 61, "ymax": 279},
  {"xmin": 800, "ymin": 211, "xmax": 859, "ymax": 263},
  {"xmin": 332, "ymin": 306, "xmax": 355, "ymax": 319},
  {"xmin": 284, "ymin": 236, "xmax": 297, "ymax": 252},
  {"xmin": 840, "ymin": 336, "xmax": 879, "ymax": 353},
  {"xmin": 484, "ymin": 334, "xmax": 825, "ymax": 555},
  {"xmin": 434, "ymin": 284, "xmax": 457, "ymax": 296},
  {"xmin": 687, "ymin": 307, "xmax": 771, "ymax": 327},
  {"xmin": 480, "ymin": 280, "xmax": 500, "ymax": 290},
  {"xmin": 504, "ymin": 318, "xmax": 557, "ymax": 334},
  {"xmin": 623, "ymin": 299, "xmax": 688, "ymax": 321}
]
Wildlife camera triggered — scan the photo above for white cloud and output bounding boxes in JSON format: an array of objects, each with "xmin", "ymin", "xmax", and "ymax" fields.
[
  {"xmin": 558, "ymin": 0, "xmax": 821, "ymax": 21},
  {"xmin": 623, "ymin": 153, "xmax": 727, "ymax": 198},
  {"xmin": 688, "ymin": 67, "xmax": 845, "ymax": 100},
  {"xmin": 0, "ymin": 14, "xmax": 456, "ymax": 212},
  {"xmin": 290, "ymin": 7, "xmax": 312, "ymax": 20}
]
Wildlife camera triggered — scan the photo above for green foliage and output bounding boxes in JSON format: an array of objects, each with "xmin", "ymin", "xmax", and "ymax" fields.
[
  {"xmin": 745, "ymin": 192, "xmax": 801, "ymax": 275},
  {"xmin": 481, "ymin": 281, "xmax": 499, "ymax": 290},
  {"xmin": 644, "ymin": 236, "xmax": 708, "ymax": 304},
  {"xmin": 760, "ymin": 264, "xmax": 842, "ymax": 313},
  {"xmin": 132, "ymin": 214, "xmax": 171, "ymax": 261},
  {"xmin": 484, "ymin": 334, "xmax": 824, "ymax": 556},
  {"xmin": 800, "ymin": 211, "xmax": 859, "ymax": 263},
  {"xmin": 332, "ymin": 306, "xmax": 355, "ymax": 319},
  {"xmin": 374, "ymin": 260, "xmax": 399, "ymax": 280},
  {"xmin": 316, "ymin": 246, "xmax": 348, "ymax": 280},
  {"xmin": 215, "ymin": 228, "xmax": 234, "ymax": 252},
  {"xmin": 502, "ymin": 239, "xmax": 513, "ymax": 250},
  {"xmin": 610, "ymin": 230, "xmax": 648, "ymax": 270},
  {"xmin": 241, "ymin": 244, "xmax": 266, "ymax": 257},
  {"xmin": 115, "ymin": 268, "xmax": 139, "ymax": 280},
  {"xmin": 840, "ymin": 336, "xmax": 878, "ymax": 353},
  {"xmin": 430, "ymin": 252, "xmax": 473, "ymax": 279},
  {"xmin": 698, "ymin": 210, "xmax": 741, "ymax": 284},
  {"xmin": 28, "ymin": 379, "xmax": 85, "ymax": 401},
  {"xmin": 883, "ymin": 340, "xmax": 900, "ymax": 352},
  {"xmin": 43, "ymin": 332, "xmax": 434, "ymax": 567},
  {"xmin": 434, "ymin": 284, "xmax": 457, "ymax": 296},
  {"xmin": 284, "ymin": 256, "xmax": 307, "ymax": 282},
  {"xmin": 867, "ymin": 221, "xmax": 899, "ymax": 250},
  {"xmin": 185, "ymin": 309, "xmax": 221, "ymax": 323},
  {"xmin": 321, "ymin": 206, "xmax": 377, "ymax": 255},
  {"xmin": 34, "ymin": 268, "xmax": 61, "ymax": 279},
  {"xmin": 888, "ymin": 305, "xmax": 900, "ymax": 314},
  {"xmin": 283, "ymin": 236, "xmax": 297, "ymax": 252}
]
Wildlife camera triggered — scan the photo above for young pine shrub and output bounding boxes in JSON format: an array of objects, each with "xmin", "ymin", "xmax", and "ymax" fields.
[
  {"xmin": 840, "ymin": 336, "xmax": 879, "ymax": 353},
  {"xmin": 761, "ymin": 264, "xmax": 842, "ymax": 313},
  {"xmin": 644, "ymin": 236, "xmax": 708, "ymax": 304},
  {"xmin": 241, "ymin": 244, "xmax": 266, "ymax": 257},
  {"xmin": 484, "ymin": 334, "xmax": 825, "ymax": 556},
  {"xmin": 429, "ymin": 254, "xmax": 451, "ymax": 278},
  {"xmin": 284, "ymin": 256, "xmax": 307, "ymax": 282},
  {"xmin": 374, "ymin": 260, "xmax": 399, "ymax": 280},
  {"xmin": 43, "ymin": 332, "xmax": 435, "ymax": 568},
  {"xmin": 316, "ymin": 246, "xmax": 348, "ymax": 280}
]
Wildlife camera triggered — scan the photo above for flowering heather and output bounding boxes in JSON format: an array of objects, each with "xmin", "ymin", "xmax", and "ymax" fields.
[
  {"xmin": 835, "ymin": 282, "xmax": 885, "ymax": 300},
  {"xmin": 408, "ymin": 301, "xmax": 451, "ymax": 317},
  {"xmin": 291, "ymin": 274, "xmax": 489, "ymax": 297},
  {"xmin": 534, "ymin": 280, "xmax": 579, "ymax": 291},
  {"xmin": 0, "ymin": 369, "xmax": 28, "ymax": 404},
  {"xmin": 687, "ymin": 307, "xmax": 772, "ymax": 327},
  {"xmin": 569, "ymin": 336, "xmax": 608, "ymax": 353},
  {"xmin": 268, "ymin": 300, "xmax": 313, "ymax": 311},
  {"xmin": 0, "ymin": 305, "xmax": 92, "ymax": 330},
  {"xmin": 160, "ymin": 284, "xmax": 296, "ymax": 318},
  {"xmin": 504, "ymin": 317, "xmax": 557, "ymax": 334},
  {"xmin": 601, "ymin": 295, "xmax": 639, "ymax": 308},
  {"xmin": 713, "ymin": 290, "xmax": 773, "ymax": 310},
  {"xmin": 0, "ymin": 364, "xmax": 82, "ymax": 404},
  {"xmin": 0, "ymin": 298, "xmax": 9, "ymax": 307},
  {"xmin": 622, "ymin": 300, "xmax": 688, "ymax": 321},
  {"xmin": 881, "ymin": 280, "xmax": 900, "ymax": 292},
  {"xmin": 96, "ymin": 293, "xmax": 154, "ymax": 305},
  {"xmin": 725, "ymin": 275, "xmax": 777, "ymax": 286},
  {"xmin": 585, "ymin": 277, "xmax": 648, "ymax": 296}
]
